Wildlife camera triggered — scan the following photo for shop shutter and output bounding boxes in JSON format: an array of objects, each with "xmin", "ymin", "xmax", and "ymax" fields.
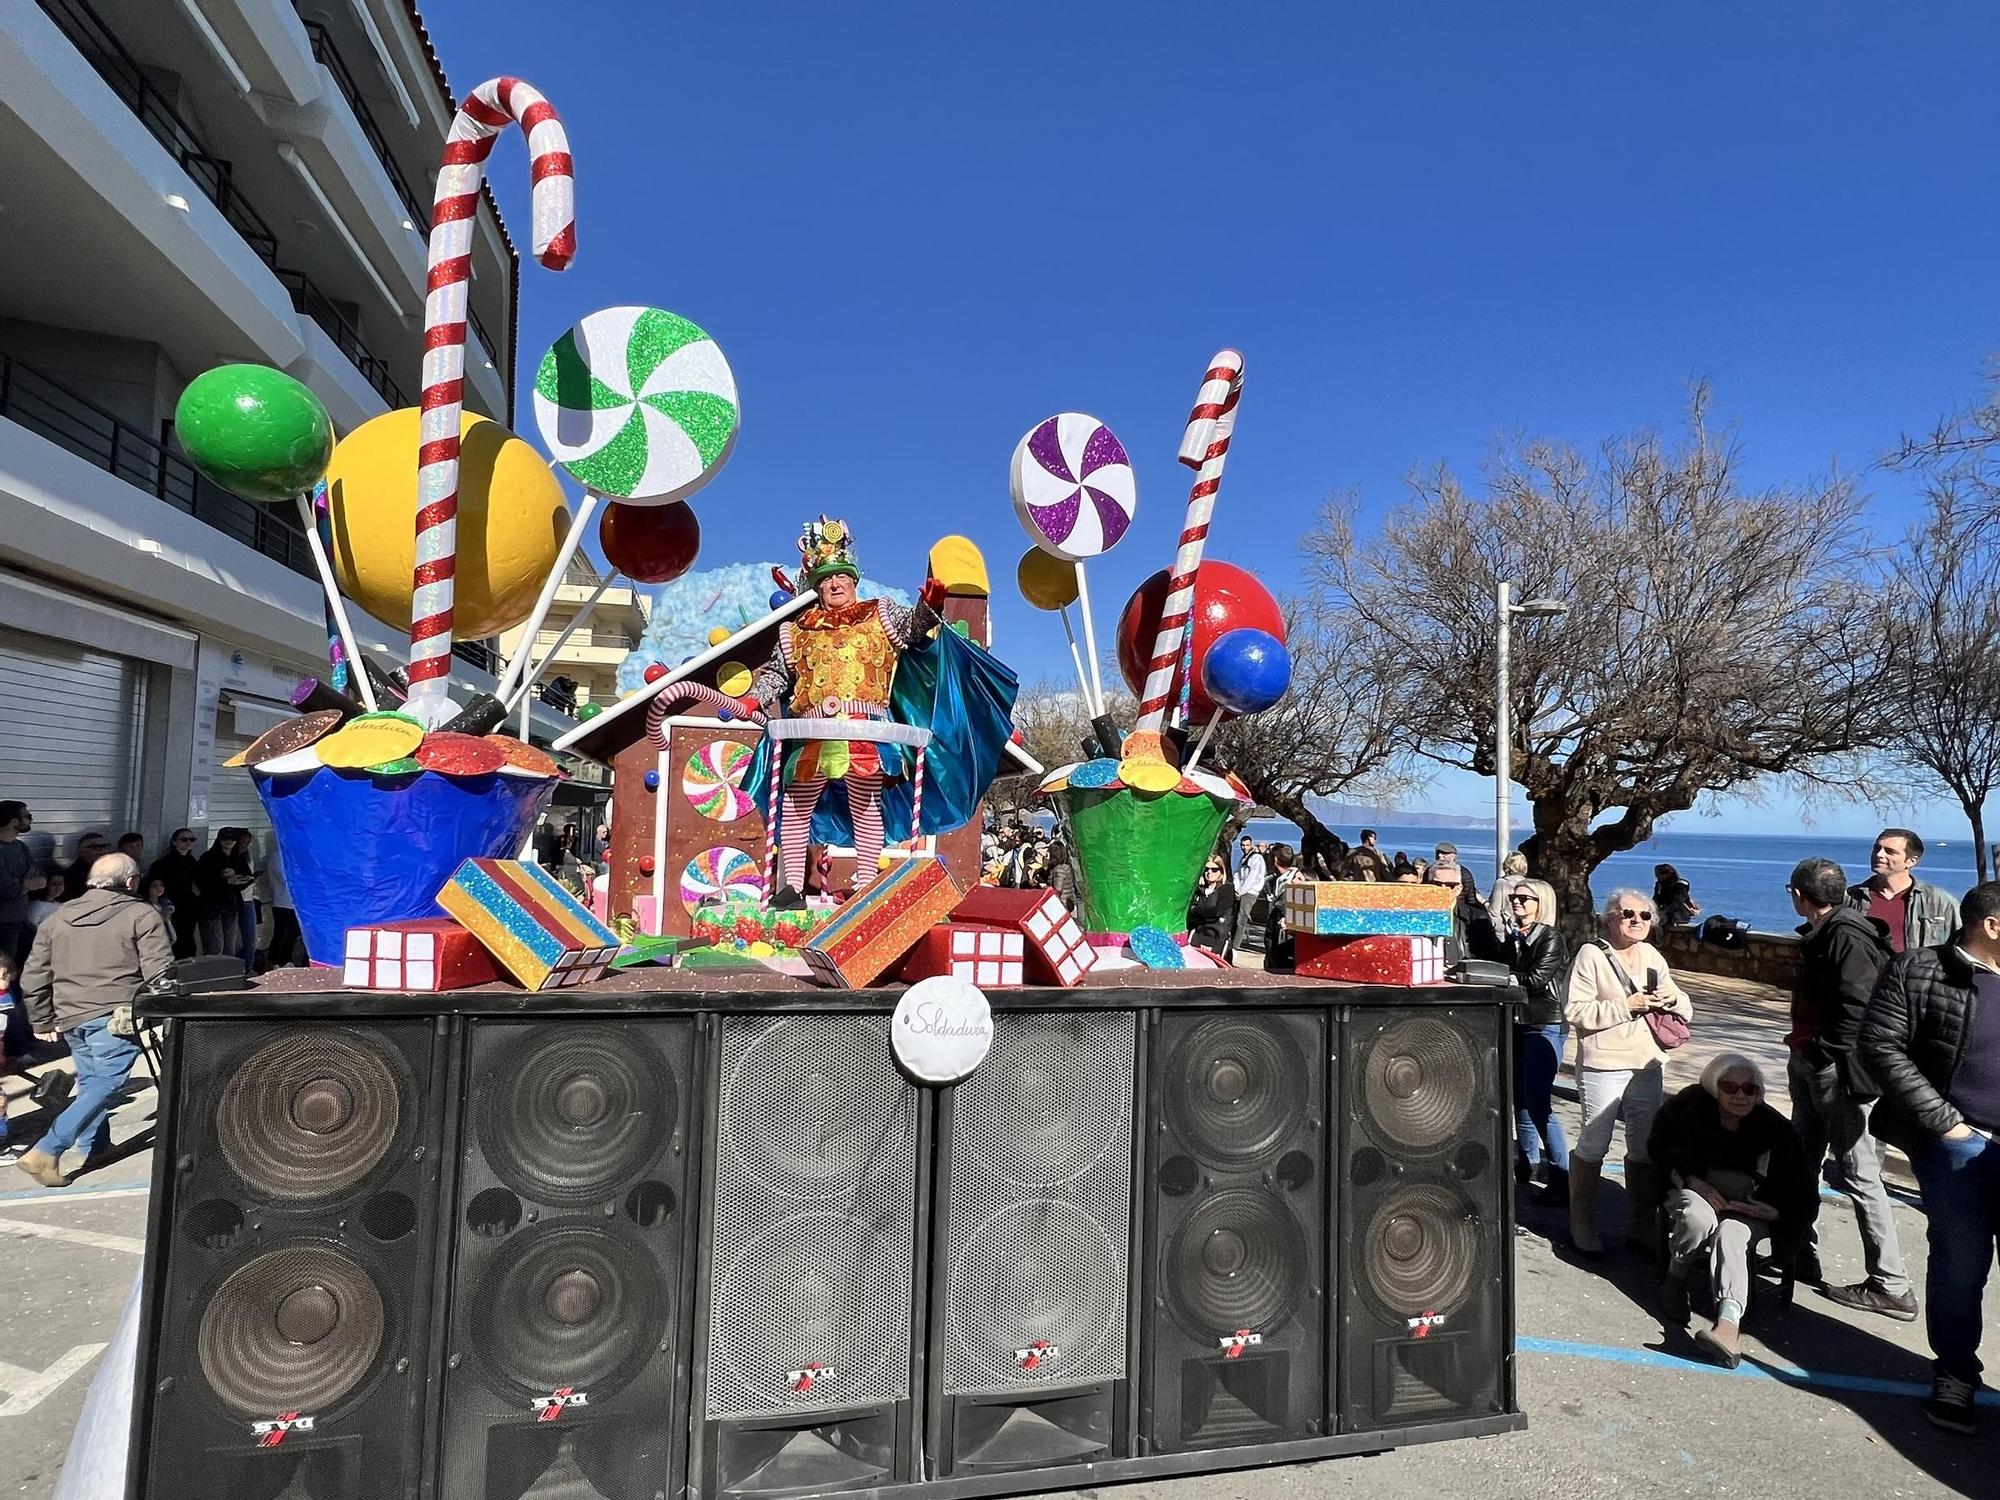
[{"xmin": 0, "ymin": 624, "xmax": 145, "ymax": 864}]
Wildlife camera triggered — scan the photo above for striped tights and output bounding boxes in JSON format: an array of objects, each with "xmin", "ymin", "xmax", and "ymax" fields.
[{"xmin": 779, "ymin": 771, "xmax": 887, "ymax": 895}]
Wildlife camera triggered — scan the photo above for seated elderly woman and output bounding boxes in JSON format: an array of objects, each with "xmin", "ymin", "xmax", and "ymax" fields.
[
  {"xmin": 1565, "ymin": 888, "xmax": 1694, "ymax": 1257},
  {"xmin": 1646, "ymin": 1053, "xmax": 1814, "ymax": 1368}
]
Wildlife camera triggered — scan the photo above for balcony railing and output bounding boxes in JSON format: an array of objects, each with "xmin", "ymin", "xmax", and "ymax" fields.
[
  {"xmin": 0, "ymin": 351, "xmax": 314, "ymax": 578},
  {"xmin": 298, "ymin": 16, "xmax": 505, "ymax": 380},
  {"xmin": 36, "ymin": 0, "xmax": 411, "ymax": 409}
]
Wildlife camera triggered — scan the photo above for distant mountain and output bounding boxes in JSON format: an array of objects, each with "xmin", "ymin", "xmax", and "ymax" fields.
[{"xmin": 1302, "ymin": 798, "xmax": 1524, "ymax": 831}]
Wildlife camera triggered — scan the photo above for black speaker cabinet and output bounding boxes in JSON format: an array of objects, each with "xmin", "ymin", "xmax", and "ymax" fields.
[
  {"xmin": 928, "ymin": 1011, "xmax": 1139, "ymax": 1479},
  {"xmin": 1336, "ymin": 1004, "xmax": 1509, "ymax": 1432},
  {"xmin": 134, "ymin": 1021, "xmax": 450, "ymax": 1500},
  {"xmin": 691, "ymin": 1014, "xmax": 927, "ymax": 1498},
  {"xmin": 437, "ymin": 1019, "xmax": 701, "ymax": 1500},
  {"xmin": 1143, "ymin": 1010, "xmax": 1327, "ymax": 1453}
]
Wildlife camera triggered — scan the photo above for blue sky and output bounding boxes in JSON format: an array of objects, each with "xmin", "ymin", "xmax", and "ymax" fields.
[{"xmin": 427, "ymin": 2, "xmax": 2000, "ymax": 838}]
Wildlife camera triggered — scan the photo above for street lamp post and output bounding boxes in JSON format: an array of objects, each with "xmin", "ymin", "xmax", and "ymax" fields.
[{"xmin": 1495, "ymin": 580, "xmax": 1570, "ymax": 891}]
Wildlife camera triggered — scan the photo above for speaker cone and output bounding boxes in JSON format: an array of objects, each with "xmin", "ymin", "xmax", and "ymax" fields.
[
  {"xmin": 1360, "ymin": 1017, "xmax": 1477, "ymax": 1152},
  {"xmin": 964, "ymin": 1026, "xmax": 1127, "ymax": 1190},
  {"xmin": 1361, "ymin": 1183, "xmax": 1481, "ymax": 1318},
  {"xmin": 196, "ymin": 1243, "xmax": 385, "ymax": 1415},
  {"xmin": 947, "ymin": 1198, "xmax": 1123, "ymax": 1386},
  {"xmin": 476, "ymin": 1025, "xmax": 674, "ymax": 1207},
  {"xmin": 713, "ymin": 1211, "xmax": 908, "ymax": 1409},
  {"xmin": 1163, "ymin": 1018, "xmax": 1309, "ymax": 1170},
  {"xmin": 722, "ymin": 1018, "xmax": 907, "ymax": 1200},
  {"xmin": 1164, "ymin": 1188, "xmax": 1309, "ymax": 1339},
  {"xmin": 216, "ymin": 1031, "xmax": 405, "ymax": 1200},
  {"xmin": 471, "ymin": 1221, "xmax": 665, "ymax": 1399}
]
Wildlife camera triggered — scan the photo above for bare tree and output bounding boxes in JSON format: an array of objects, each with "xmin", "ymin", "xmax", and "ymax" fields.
[
  {"xmin": 1881, "ymin": 483, "xmax": 2000, "ymax": 880},
  {"xmin": 1310, "ymin": 389, "xmax": 1891, "ymax": 936}
]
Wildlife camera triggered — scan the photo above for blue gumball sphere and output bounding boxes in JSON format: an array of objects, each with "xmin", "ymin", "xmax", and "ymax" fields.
[
  {"xmin": 770, "ymin": 589, "xmax": 790, "ymax": 611},
  {"xmin": 1201, "ymin": 627, "xmax": 1291, "ymax": 716},
  {"xmin": 643, "ymin": 769, "xmax": 661, "ymax": 791}
]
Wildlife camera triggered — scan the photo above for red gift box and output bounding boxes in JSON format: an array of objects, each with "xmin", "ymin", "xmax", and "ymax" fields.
[
  {"xmin": 949, "ymin": 887, "xmax": 1095, "ymax": 989},
  {"xmin": 898, "ymin": 923, "xmax": 1027, "ymax": 987},
  {"xmin": 1294, "ymin": 933, "xmax": 1447, "ymax": 985},
  {"xmin": 342, "ymin": 918, "xmax": 500, "ymax": 992}
]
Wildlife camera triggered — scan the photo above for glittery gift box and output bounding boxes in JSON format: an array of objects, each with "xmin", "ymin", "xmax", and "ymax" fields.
[
  {"xmin": 438, "ymin": 857, "xmax": 622, "ymax": 992},
  {"xmin": 898, "ymin": 923, "xmax": 1026, "ymax": 987},
  {"xmin": 801, "ymin": 856, "xmax": 962, "ymax": 988},
  {"xmin": 949, "ymin": 887, "xmax": 1096, "ymax": 988},
  {"xmin": 1283, "ymin": 881, "xmax": 1456, "ymax": 937},
  {"xmin": 341, "ymin": 918, "xmax": 500, "ymax": 992},
  {"xmin": 1295, "ymin": 933, "xmax": 1447, "ymax": 985}
]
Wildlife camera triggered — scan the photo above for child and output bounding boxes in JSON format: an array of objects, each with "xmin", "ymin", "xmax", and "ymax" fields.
[{"xmin": 143, "ymin": 876, "xmax": 177, "ymax": 949}]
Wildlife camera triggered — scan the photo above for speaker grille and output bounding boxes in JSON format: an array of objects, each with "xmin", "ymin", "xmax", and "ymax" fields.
[
  {"xmin": 1162, "ymin": 1017, "xmax": 1310, "ymax": 1170},
  {"xmin": 943, "ymin": 1012, "xmax": 1135, "ymax": 1394},
  {"xmin": 1359, "ymin": 1016, "xmax": 1477, "ymax": 1153},
  {"xmin": 1164, "ymin": 1188, "xmax": 1310, "ymax": 1340},
  {"xmin": 196, "ymin": 1242, "xmax": 386, "ymax": 1416},
  {"xmin": 708, "ymin": 1016, "xmax": 917, "ymax": 1418},
  {"xmin": 1360, "ymin": 1183, "xmax": 1483, "ymax": 1319},
  {"xmin": 473, "ymin": 1023, "xmax": 676, "ymax": 1206},
  {"xmin": 470, "ymin": 1220, "xmax": 668, "ymax": 1401},
  {"xmin": 215, "ymin": 1031, "xmax": 408, "ymax": 1201}
]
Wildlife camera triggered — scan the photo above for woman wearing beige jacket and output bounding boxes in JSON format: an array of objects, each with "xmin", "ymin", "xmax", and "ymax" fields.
[{"xmin": 1565, "ymin": 888, "xmax": 1693, "ymax": 1257}]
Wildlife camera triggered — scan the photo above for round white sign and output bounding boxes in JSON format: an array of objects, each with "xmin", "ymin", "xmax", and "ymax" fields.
[{"xmin": 891, "ymin": 976, "xmax": 994, "ymax": 1084}]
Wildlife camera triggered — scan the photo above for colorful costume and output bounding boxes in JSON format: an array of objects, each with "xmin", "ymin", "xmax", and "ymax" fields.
[{"xmin": 742, "ymin": 518, "xmax": 1018, "ymax": 898}]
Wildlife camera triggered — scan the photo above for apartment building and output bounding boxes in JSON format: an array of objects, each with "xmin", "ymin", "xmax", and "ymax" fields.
[{"xmin": 0, "ymin": 0, "xmax": 569, "ymax": 868}]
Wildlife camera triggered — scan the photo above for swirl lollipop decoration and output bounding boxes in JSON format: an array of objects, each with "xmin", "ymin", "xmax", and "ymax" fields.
[
  {"xmin": 1010, "ymin": 412, "xmax": 1137, "ymax": 717},
  {"xmin": 683, "ymin": 739, "xmax": 755, "ymax": 822},
  {"xmin": 680, "ymin": 845, "xmax": 765, "ymax": 915}
]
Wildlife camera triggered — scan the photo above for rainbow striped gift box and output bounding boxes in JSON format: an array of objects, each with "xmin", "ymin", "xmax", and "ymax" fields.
[
  {"xmin": 801, "ymin": 856, "xmax": 962, "ymax": 989},
  {"xmin": 1282, "ymin": 880, "xmax": 1457, "ymax": 938},
  {"xmin": 438, "ymin": 858, "xmax": 621, "ymax": 992}
]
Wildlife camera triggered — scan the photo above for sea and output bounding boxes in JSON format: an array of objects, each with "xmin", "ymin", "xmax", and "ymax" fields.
[{"xmin": 1238, "ymin": 822, "xmax": 1987, "ymax": 935}]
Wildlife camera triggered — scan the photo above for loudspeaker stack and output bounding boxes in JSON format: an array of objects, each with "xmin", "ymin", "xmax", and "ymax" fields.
[{"xmin": 131, "ymin": 990, "xmax": 1516, "ymax": 1500}]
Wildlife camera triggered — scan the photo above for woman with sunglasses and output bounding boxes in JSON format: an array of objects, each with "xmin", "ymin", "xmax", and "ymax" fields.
[
  {"xmin": 1565, "ymin": 888, "xmax": 1693, "ymax": 1257},
  {"xmin": 1188, "ymin": 854, "xmax": 1237, "ymax": 958},
  {"xmin": 1647, "ymin": 1053, "xmax": 1812, "ymax": 1366},
  {"xmin": 1501, "ymin": 885, "xmax": 1572, "ymax": 1200}
]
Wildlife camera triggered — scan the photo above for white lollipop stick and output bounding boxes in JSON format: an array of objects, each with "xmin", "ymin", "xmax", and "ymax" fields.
[
  {"xmin": 1073, "ymin": 560, "xmax": 1106, "ymax": 718},
  {"xmin": 1184, "ymin": 710, "xmax": 1222, "ymax": 774},
  {"xmin": 1057, "ymin": 604, "xmax": 1095, "ymax": 716},
  {"xmin": 506, "ymin": 571, "xmax": 614, "ymax": 714},
  {"xmin": 495, "ymin": 489, "xmax": 600, "ymax": 702},
  {"xmin": 295, "ymin": 495, "xmax": 377, "ymax": 712}
]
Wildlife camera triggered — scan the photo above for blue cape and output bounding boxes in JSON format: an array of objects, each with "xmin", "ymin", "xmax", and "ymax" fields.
[{"xmin": 743, "ymin": 623, "xmax": 1018, "ymax": 846}]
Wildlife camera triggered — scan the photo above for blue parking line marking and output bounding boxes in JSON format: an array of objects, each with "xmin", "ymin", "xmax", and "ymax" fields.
[{"xmin": 1521, "ymin": 1335, "xmax": 1999, "ymax": 1406}]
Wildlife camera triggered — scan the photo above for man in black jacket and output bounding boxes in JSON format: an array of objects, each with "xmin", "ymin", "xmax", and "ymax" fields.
[
  {"xmin": 1785, "ymin": 857, "xmax": 1913, "ymax": 1318},
  {"xmin": 1860, "ymin": 880, "xmax": 2000, "ymax": 1436}
]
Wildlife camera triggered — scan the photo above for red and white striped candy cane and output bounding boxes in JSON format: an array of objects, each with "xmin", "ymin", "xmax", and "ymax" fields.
[
  {"xmin": 407, "ymin": 77, "xmax": 576, "ymax": 724},
  {"xmin": 643, "ymin": 684, "xmax": 766, "ymax": 749},
  {"xmin": 1134, "ymin": 351, "xmax": 1244, "ymax": 735},
  {"xmin": 906, "ymin": 747, "xmax": 927, "ymax": 847}
]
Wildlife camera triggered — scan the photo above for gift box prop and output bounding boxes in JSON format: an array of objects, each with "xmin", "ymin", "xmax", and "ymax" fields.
[
  {"xmin": 800, "ymin": 855, "xmax": 961, "ymax": 988},
  {"xmin": 258, "ymin": 761, "xmax": 556, "ymax": 967},
  {"xmin": 1283, "ymin": 881, "xmax": 1456, "ymax": 937},
  {"xmin": 438, "ymin": 857, "xmax": 622, "ymax": 991},
  {"xmin": 897, "ymin": 923, "xmax": 1026, "ymax": 987},
  {"xmin": 1295, "ymin": 933, "xmax": 1447, "ymax": 985},
  {"xmin": 950, "ymin": 886, "xmax": 1096, "ymax": 988},
  {"xmin": 342, "ymin": 918, "xmax": 501, "ymax": 992}
]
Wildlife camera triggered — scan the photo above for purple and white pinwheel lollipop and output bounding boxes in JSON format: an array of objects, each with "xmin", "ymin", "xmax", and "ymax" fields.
[{"xmin": 1009, "ymin": 413, "xmax": 1138, "ymax": 562}]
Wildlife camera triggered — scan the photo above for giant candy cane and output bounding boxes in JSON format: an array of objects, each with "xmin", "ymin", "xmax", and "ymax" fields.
[
  {"xmin": 1120, "ymin": 351, "xmax": 1243, "ymax": 778},
  {"xmin": 406, "ymin": 77, "xmax": 576, "ymax": 725}
]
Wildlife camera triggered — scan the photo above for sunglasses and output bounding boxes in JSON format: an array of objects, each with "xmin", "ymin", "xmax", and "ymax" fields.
[
  {"xmin": 1619, "ymin": 909, "xmax": 1655, "ymax": 922},
  {"xmin": 1716, "ymin": 1080, "xmax": 1761, "ymax": 1098},
  {"xmin": 1507, "ymin": 894, "xmax": 1537, "ymax": 904}
]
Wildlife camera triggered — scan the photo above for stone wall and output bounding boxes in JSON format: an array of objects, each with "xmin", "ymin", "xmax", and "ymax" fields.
[{"xmin": 1655, "ymin": 925, "xmax": 1801, "ymax": 990}]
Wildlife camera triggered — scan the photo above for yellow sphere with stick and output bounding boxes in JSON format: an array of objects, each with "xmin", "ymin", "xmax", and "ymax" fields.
[
  {"xmin": 1017, "ymin": 546, "xmax": 1080, "ymax": 611},
  {"xmin": 325, "ymin": 408, "xmax": 569, "ymax": 638}
]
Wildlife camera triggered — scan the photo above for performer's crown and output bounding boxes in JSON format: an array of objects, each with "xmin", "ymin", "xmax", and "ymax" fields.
[{"xmin": 798, "ymin": 516, "xmax": 860, "ymax": 585}]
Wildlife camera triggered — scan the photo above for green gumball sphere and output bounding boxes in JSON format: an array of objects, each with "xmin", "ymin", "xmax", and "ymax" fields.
[
  {"xmin": 174, "ymin": 364, "xmax": 334, "ymax": 504},
  {"xmin": 577, "ymin": 701, "xmax": 604, "ymax": 721}
]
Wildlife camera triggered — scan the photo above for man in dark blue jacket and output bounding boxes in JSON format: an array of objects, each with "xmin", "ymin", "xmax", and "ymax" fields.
[{"xmin": 1861, "ymin": 880, "xmax": 2000, "ymax": 1436}]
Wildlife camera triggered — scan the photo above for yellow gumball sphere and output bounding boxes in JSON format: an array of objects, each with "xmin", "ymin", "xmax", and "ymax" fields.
[
  {"xmin": 707, "ymin": 626, "xmax": 732, "ymax": 647},
  {"xmin": 325, "ymin": 408, "xmax": 568, "ymax": 638}
]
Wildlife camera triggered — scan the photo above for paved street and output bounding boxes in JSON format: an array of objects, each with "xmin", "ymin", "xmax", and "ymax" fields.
[{"xmin": 2, "ymin": 981, "xmax": 1993, "ymax": 1498}]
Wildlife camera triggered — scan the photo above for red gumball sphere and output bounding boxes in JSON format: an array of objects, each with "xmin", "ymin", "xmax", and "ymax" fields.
[
  {"xmin": 1115, "ymin": 561, "xmax": 1287, "ymax": 723},
  {"xmin": 638, "ymin": 854, "xmax": 657, "ymax": 875},
  {"xmin": 599, "ymin": 500, "xmax": 701, "ymax": 585},
  {"xmin": 643, "ymin": 662, "xmax": 668, "ymax": 683}
]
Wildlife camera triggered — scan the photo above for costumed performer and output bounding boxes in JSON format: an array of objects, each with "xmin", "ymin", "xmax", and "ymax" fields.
[{"xmin": 740, "ymin": 517, "xmax": 1016, "ymax": 902}]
